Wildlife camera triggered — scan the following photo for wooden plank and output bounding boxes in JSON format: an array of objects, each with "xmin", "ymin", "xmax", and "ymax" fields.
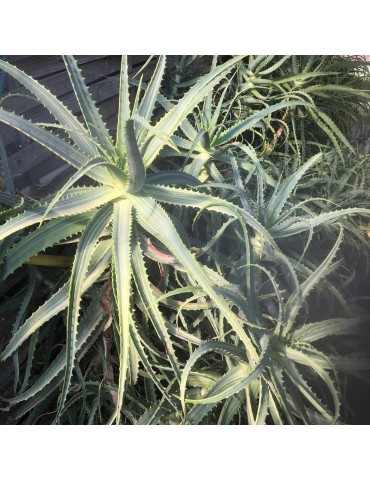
[{"xmin": 6, "ymin": 55, "xmax": 108, "ymax": 81}]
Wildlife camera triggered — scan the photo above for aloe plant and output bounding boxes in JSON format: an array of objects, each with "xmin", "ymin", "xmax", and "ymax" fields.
[
  {"xmin": 0, "ymin": 55, "xmax": 369, "ymax": 425},
  {"xmin": 0, "ymin": 55, "xmax": 272, "ymax": 424}
]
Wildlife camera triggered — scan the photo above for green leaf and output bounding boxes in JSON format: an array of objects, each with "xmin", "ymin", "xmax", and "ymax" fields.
[
  {"xmin": 291, "ymin": 316, "xmax": 369, "ymax": 342},
  {"xmin": 111, "ymin": 199, "xmax": 133, "ymax": 424},
  {"xmin": 179, "ymin": 340, "xmax": 248, "ymax": 412},
  {"xmin": 285, "ymin": 226, "xmax": 344, "ymax": 331},
  {"xmin": 39, "ymin": 158, "xmax": 111, "ymax": 226},
  {"xmin": 56, "ymin": 203, "xmax": 113, "ymax": 421},
  {"xmin": 266, "ymin": 152, "xmax": 324, "ymax": 225},
  {"xmin": 63, "ymin": 55, "xmax": 116, "ymax": 160},
  {"xmin": 125, "ymin": 119, "xmax": 146, "ymax": 193},
  {"xmin": 213, "ymin": 101, "xmax": 313, "ymax": 146},
  {"xmin": 185, "ymin": 336, "xmax": 271, "ymax": 424},
  {"xmin": 0, "ymin": 186, "xmax": 119, "ymax": 243},
  {"xmin": 0, "ymin": 59, "xmax": 97, "ymax": 157},
  {"xmin": 0, "ymin": 109, "xmax": 113, "ymax": 185},
  {"xmin": 137, "ymin": 55, "xmax": 166, "ymax": 145},
  {"xmin": 284, "ymin": 346, "xmax": 340, "ymax": 423},
  {"xmin": 131, "ymin": 229, "xmax": 181, "ymax": 381},
  {"xmin": 0, "ymin": 212, "xmax": 92, "ymax": 280},
  {"xmin": 272, "ymin": 207, "xmax": 370, "ymax": 238},
  {"xmin": 144, "ymin": 184, "xmax": 277, "ymax": 248},
  {"xmin": 6, "ymin": 291, "xmax": 107, "ymax": 405},
  {"xmin": 116, "ymin": 55, "xmax": 130, "ymax": 159}
]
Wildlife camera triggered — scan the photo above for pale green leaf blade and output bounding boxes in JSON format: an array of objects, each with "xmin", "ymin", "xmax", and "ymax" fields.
[
  {"xmin": 0, "ymin": 108, "xmax": 113, "ymax": 185},
  {"xmin": 111, "ymin": 199, "xmax": 133, "ymax": 424},
  {"xmin": 285, "ymin": 227, "xmax": 344, "ymax": 331},
  {"xmin": 266, "ymin": 152, "xmax": 324, "ymax": 225},
  {"xmin": 0, "ymin": 212, "xmax": 93, "ymax": 280},
  {"xmin": 63, "ymin": 55, "xmax": 116, "ymax": 160},
  {"xmin": 272, "ymin": 207, "xmax": 370, "ymax": 238},
  {"xmin": 0, "ymin": 59, "xmax": 97, "ymax": 157},
  {"xmin": 125, "ymin": 119, "xmax": 146, "ymax": 193},
  {"xmin": 144, "ymin": 184, "xmax": 277, "ymax": 247},
  {"xmin": 0, "ymin": 186, "xmax": 119, "ymax": 243},
  {"xmin": 116, "ymin": 55, "xmax": 130, "ymax": 158},
  {"xmin": 6, "ymin": 292, "xmax": 107, "ymax": 405},
  {"xmin": 56, "ymin": 204, "xmax": 113, "ymax": 420},
  {"xmin": 214, "ymin": 101, "xmax": 313, "ymax": 146},
  {"xmin": 137, "ymin": 55, "xmax": 166, "ymax": 144},
  {"xmin": 292, "ymin": 316, "xmax": 369, "ymax": 342}
]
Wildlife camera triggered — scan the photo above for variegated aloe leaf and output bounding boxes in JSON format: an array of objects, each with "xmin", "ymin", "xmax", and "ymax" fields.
[
  {"xmin": 0, "ymin": 59, "xmax": 98, "ymax": 157},
  {"xmin": 266, "ymin": 151, "xmax": 324, "ymax": 226},
  {"xmin": 0, "ymin": 109, "xmax": 113, "ymax": 185},
  {"xmin": 144, "ymin": 184, "xmax": 277, "ymax": 247},
  {"xmin": 0, "ymin": 212, "xmax": 93, "ymax": 280},
  {"xmin": 271, "ymin": 206, "xmax": 370, "ymax": 238},
  {"xmin": 136, "ymin": 55, "xmax": 166, "ymax": 145},
  {"xmin": 131, "ymin": 228, "xmax": 181, "ymax": 381},
  {"xmin": 291, "ymin": 316, "xmax": 369, "ymax": 342},
  {"xmin": 0, "ymin": 186, "xmax": 118, "ymax": 243},
  {"xmin": 281, "ymin": 347, "xmax": 340, "ymax": 423},
  {"xmin": 110, "ymin": 199, "xmax": 133, "ymax": 424},
  {"xmin": 116, "ymin": 56, "xmax": 130, "ymax": 159},
  {"xmin": 56, "ymin": 203, "xmax": 113, "ymax": 421},
  {"xmin": 63, "ymin": 55, "xmax": 117, "ymax": 161},
  {"xmin": 213, "ymin": 100, "xmax": 314, "ymax": 147}
]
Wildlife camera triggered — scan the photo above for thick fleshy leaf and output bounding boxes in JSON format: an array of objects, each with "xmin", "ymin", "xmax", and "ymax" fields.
[
  {"xmin": 0, "ymin": 109, "xmax": 113, "ymax": 185},
  {"xmin": 136, "ymin": 55, "xmax": 166, "ymax": 144},
  {"xmin": 0, "ymin": 186, "xmax": 118, "ymax": 243},
  {"xmin": 131, "ymin": 230, "xmax": 181, "ymax": 381},
  {"xmin": 292, "ymin": 316, "xmax": 369, "ymax": 342},
  {"xmin": 116, "ymin": 55, "xmax": 130, "ymax": 159},
  {"xmin": 285, "ymin": 227, "xmax": 344, "ymax": 331},
  {"xmin": 6, "ymin": 291, "xmax": 107, "ymax": 405},
  {"xmin": 63, "ymin": 55, "xmax": 116, "ymax": 160},
  {"xmin": 56, "ymin": 204, "xmax": 113, "ymax": 420},
  {"xmin": 144, "ymin": 184, "xmax": 277, "ymax": 247},
  {"xmin": 0, "ymin": 212, "xmax": 93, "ymax": 280},
  {"xmin": 111, "ymin": 199, "xmax": 133, "ymax": 424},
  {"xmin": 266, "ymin": 152, "xmax": 324, "ymax": 225},
  {"xmin": 184, "ymin": 336, "xmax": 271, "ymax": 424},
  {"xmin": 0, "ymin": 59, "xmax": 97, "ymax": 157},
  {"xmin": 125, "ymin": 119, "xmax": 146, "ymax": 193},
  {"xmin": 213, "ymin": 100, "xmax": 313, "ymax": 146}
]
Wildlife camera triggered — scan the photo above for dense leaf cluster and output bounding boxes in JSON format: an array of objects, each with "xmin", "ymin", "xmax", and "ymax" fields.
[{"xmin": 0, "ymin": 55, "xmax": 369, "ymax": 424}]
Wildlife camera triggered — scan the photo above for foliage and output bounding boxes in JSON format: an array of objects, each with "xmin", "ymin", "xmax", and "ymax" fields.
[{"xmin": 0, "ymin": 55, "xmax": 369, "ymax": 425}]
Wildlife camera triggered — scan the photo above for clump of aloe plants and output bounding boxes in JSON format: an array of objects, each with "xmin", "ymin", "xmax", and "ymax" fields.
[{"xmin": 0, "ymin": 55, "xmax": 369, "ymax": 425}]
